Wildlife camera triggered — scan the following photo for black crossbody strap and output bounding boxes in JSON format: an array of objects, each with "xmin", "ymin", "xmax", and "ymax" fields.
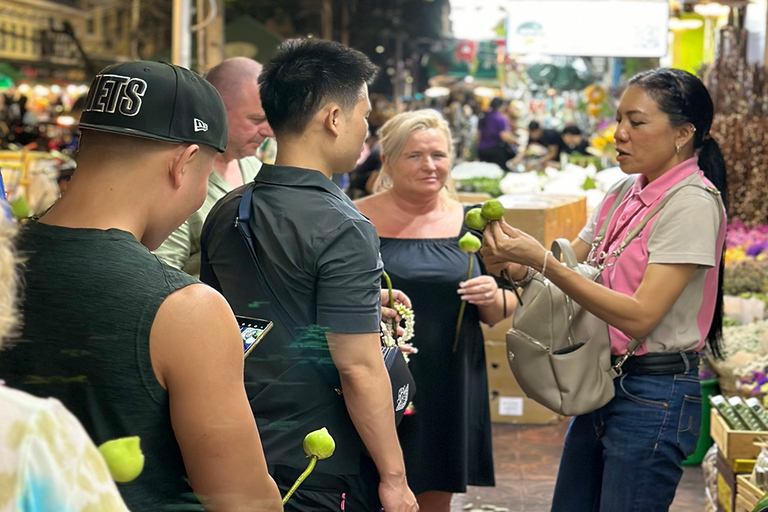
[{"xmin": 235, "ymin": 183, "xmax": 300, "ymax": 339}]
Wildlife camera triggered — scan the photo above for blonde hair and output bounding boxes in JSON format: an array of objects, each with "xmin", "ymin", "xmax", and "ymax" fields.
[
  {"xmin": 373, "ymin": 109, "xmax": 457, "ymax": 199},
  {"xmin": 0, "ymin": 220, "xmax": 18, "ymax": 350}
]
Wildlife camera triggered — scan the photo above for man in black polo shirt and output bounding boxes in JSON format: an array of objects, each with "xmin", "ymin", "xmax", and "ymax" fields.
[
  {"xmin": 201, "ymin": 39, "xmax": 418, "ymax": 512},
  {"xmin": 511, "ymin": 120, "xmax": 564, "ymax": 171}
]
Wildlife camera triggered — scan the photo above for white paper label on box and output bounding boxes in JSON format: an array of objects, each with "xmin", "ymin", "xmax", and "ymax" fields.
[{"xmin": 498, "ymin": 397, "xmax": 524, "ymax": 416}]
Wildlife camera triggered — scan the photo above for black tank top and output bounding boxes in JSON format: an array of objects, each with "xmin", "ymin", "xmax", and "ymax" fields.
[{"xmin": 0, "ymin": 222, "xmax": 202, "ymax": 510}]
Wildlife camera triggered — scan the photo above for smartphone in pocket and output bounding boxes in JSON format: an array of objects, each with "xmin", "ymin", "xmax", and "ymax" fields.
[{"xmin": 236, "ymin": 316, "xmax": 273, "ymax": 358}]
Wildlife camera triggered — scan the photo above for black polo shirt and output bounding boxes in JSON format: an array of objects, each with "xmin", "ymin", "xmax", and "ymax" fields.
[
  {"xmin": 200, "ymin": 164, "xmax": 383, "ymax": 477},
  {"xmin": 531, "ymin": 128, "xmax": 564, "ymax": 160}
]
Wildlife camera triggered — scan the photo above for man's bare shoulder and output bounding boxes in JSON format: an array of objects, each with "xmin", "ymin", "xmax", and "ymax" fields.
[{"xmin": 151, "ymin": 283, "xmax": 241, "ymax": 387}]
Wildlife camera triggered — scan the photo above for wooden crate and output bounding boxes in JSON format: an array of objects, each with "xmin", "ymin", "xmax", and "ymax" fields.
[
  {"xmin": 718, "ymin": 453, "xmax": 753, "ymax": 512},
  {"xmin": 736, "ymin": 474, "xmax": 763, "ymax": 512},
  {"xmin": 711, "ymin": 408, "xmax": 768, "ymax": 463}
]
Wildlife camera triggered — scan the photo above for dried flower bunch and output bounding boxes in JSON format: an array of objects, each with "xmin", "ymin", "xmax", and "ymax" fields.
[{"xmin": 703, "ymin": 28, "xmax": 768, "ymax": 226}]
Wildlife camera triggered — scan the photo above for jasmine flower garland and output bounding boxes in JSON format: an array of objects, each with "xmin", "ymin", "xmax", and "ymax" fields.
[
  {"xmin": 382, "ymin": 304, "xmax": 415, "ymax": 357},
  {"xmin": 381, "ymin": 270, "xmax": 416, "ymax": 357}
]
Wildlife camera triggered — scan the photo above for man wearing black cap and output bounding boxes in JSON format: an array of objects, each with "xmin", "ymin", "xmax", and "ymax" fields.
[
  {"xmin": 0, "ymin": 61, "xmax": 281, "ymax": 511},
  {"xmin": 201, "ymin": 39, "xmax": 418, "ymax": 512}
]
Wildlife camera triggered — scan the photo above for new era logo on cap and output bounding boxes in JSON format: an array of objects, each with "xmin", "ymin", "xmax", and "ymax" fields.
[{"xmin": 194, "ymin": 118, "xmax": 208, "ymax": 132}]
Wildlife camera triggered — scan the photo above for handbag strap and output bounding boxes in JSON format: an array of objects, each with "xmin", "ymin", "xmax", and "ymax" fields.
[
  {"xmin": 609, "ymin": 176, "xmax": 722, "ymax": 261},
  {"xmin": 592, "ymin": 176, "xmax": 637, "ymax": 246}
]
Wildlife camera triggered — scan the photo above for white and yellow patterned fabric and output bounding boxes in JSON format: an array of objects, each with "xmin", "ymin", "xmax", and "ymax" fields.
[{"xmin": 0, "ymin": 384, "xmax": 130, "ymax": 512}]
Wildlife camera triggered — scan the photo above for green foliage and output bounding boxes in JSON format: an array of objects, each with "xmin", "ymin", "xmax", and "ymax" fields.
[{"xmin": 456, "ymin": 178, "xmax": 502, "ymax": 198}]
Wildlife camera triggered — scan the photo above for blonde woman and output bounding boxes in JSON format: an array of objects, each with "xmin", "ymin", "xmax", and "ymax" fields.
[
  {"xmin": 355, "ymin": 109, "xmax": 516, "ymax": 512},
  {"xmin": 0, "ymin": 215, "xmax": 130, "ymax": 511}
]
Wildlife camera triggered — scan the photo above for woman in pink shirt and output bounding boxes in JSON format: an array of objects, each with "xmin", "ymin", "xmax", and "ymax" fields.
[{"xmin": 482, "ymin": 68, "xmax": 727, "ymax": 512}]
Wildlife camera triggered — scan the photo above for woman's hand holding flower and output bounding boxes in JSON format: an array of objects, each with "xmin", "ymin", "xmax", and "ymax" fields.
[
  {"xmin": 482, "ymin": 219, "xmax": 548, "ymax": 271},
  {"xmin": 458, "ymin": 275, "xmax": 500, "ymax": 306}
]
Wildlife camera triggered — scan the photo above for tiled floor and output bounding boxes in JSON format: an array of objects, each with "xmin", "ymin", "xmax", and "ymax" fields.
[{"xmin": 450, "ymin": 421, "xmax": 707, "ymax": 511}]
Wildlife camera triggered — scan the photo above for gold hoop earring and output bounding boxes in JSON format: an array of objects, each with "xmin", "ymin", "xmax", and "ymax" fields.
[{"xmin": 676, "ymin": 143, "xmax": 681, "ymax": 154}]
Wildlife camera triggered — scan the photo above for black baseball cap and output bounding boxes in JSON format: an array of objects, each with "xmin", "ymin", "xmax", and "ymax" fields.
[{"xmin": 79, "ymin": 61, "xmax": 227, "ymax": 152}]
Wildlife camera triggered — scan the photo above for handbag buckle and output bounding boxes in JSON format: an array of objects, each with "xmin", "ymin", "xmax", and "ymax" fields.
[{"xmin": 611, "ymin": 353, "xmax": 631, "ymax": 375}]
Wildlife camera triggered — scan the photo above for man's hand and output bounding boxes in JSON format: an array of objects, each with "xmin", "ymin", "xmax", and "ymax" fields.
[
  {"xmin": 379, "ymin": 475, "xmax": 419, "ymax": 512},
  {"xmin": 326, "ymin": 332, "xmax": 418, "ymax": 512},
  {"xmin": 381, "ymin": 288, "xmax": 412, "ymax": 323}
]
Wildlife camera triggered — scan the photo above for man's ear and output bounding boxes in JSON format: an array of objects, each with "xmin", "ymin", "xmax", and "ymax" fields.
[
  {"xmin": 322, "ymin": 104, "xmax": 342, "ymax": 137},
  {"xmin": 169, "ymin": 144, "xmax": 201, "ymax": 189}
]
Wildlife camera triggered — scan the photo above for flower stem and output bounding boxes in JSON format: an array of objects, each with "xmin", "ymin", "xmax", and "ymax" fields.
[
  {"xmin": 452, "ymin": 254, "xmax": 474, "ymax": 353},
  {"xmin": 382, "ymin": 270, "xmax": 397, "ymax": 343},
  {"xmin": 282, "ymin": 456, "xmax": 317, "ymax": 504}
]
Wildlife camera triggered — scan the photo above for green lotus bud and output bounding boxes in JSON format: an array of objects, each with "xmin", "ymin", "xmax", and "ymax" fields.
[
  {"xmin": 302, "ymin": 427, "xmax": 335, "ymax": 460},
  {"xmin": 464, "ymin": 208, "xmax": 488, "ymax": 231},
  {"xmin": 98, "ymin": 436, "xmax": 145, "ymax": 483},
  {"xmin": 458, "ymin": 232, "xmax": 482, "ymax": 253},
  {"xmin": 481, "ymin": 199, "xmax": 505, "ymax": 221}
]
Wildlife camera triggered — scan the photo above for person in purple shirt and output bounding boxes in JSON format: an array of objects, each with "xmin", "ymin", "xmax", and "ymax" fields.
[{"xmin": 476, "ymin": 97, "xmax": 517, "ymax": 172}]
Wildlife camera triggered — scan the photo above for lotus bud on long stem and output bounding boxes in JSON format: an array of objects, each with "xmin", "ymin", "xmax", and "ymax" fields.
[
  {"xmin": 282, "ymin": 427, "xmax": 335, "ymax": 504},
  {"xmin": 382, "ymin": 269, "xmax": 397, "ymax": 342},
  {"xmin": 453, "ymin": 254, "xmax": 474, "ymax": 353},
  {"xmin": 282, "ymin": 457, "xmax": 317, "ymax": 504}
]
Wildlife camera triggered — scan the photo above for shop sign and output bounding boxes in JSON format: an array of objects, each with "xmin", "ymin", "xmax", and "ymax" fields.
[{"xmin": 505, "ymin": 0, "xmax": 668, "ymax": 57}]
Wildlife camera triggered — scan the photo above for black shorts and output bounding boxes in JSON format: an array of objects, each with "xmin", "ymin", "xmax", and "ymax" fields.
[{"xmin": 272, "ymin": 460, "xmax": 381, "ymax": 512}]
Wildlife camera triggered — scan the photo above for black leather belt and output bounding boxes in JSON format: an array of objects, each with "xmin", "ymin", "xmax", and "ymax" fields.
[{"xmin": 611, "ymin": 351, "xmax": 699, "ymax": 376}]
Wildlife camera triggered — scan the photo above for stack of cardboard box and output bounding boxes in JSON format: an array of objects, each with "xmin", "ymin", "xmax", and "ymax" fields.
[{"xmin": 479, "ymin": 195, "xmax": 587, "ymax": 425}]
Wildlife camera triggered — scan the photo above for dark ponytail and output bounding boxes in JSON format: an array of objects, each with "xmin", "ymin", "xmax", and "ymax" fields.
[
  {"xmin": 629, "ymin": 68, "xmax": 727, "ymax": 359},
  {"xmin": 698, "ymin": 136, "xmax": 728, "ymax": 360}
]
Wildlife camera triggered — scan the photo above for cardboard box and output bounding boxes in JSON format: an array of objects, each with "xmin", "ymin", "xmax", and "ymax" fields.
[
  {"xmin": 482, "ymin": 316, "xmax": 514, "ymax": 350},
  {"xmin": 484, "ymin": 340, "xmax": 561, "ymax": 425},
  {"xmin": 458, "ymin": 192, "xmax": 493, "ymax": 205},
  {"xmin": 735, "ymin": 474, "xmax": 763, "ymax": 512},
  {"xmin": 711, "ymin": 408, "xmax": 768, "ymax": 463},
  {"xmin": 501, "ymin": 195, "xmax": 587, "ymax": 248}
]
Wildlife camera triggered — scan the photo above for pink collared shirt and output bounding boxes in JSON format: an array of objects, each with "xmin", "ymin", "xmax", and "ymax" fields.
[{"xmin": 578, "ymin": 158, "xmax": 726, "ymax": 355}]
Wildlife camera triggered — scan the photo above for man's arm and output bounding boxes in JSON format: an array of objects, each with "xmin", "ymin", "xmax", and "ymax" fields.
[
  {"xmin": 153, "ymin": 220, "xmax": 193, "ymax": 270},
  {"xmin": 326, "ymin": 332, "xmax": 418, "ymax": 512},
  {"xmin": 150, "ymin": 284, "xmax": 282, "ymax": 512},
  {"xmin": 527, "ymin": 143, "xmax": 561, "ymax": 170}
]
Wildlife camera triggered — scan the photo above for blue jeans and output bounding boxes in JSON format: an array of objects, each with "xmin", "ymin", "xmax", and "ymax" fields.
[{"xmin": 550, "ymin": 367, "xmax": 701, "ymax": 512}]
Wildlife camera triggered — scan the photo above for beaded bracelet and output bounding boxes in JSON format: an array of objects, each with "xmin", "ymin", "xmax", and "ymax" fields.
[{"xmin": 511, "ymin": 266, "xmax": 535, "ymax": 288}]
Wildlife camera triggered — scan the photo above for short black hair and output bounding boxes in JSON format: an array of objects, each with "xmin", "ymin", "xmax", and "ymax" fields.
[
  {"xmin": 490, "ymin": 97, "xmax": 504, "ymax": 110},
  {"xmin": 562, "ymin": 125, "xmax": 582, "ymax": 136},
  {"xmin": 528, "ymin": 121, "xmax": 541, "ymax": 131},
  {"xmin": 259, "ymin": 38, "xmax": 378, "ymax": 136}
]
